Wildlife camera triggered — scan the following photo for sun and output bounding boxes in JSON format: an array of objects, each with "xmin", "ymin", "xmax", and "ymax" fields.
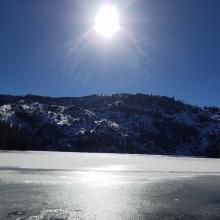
[{"xmin": 94, "ymin": 4, "xmax": 120, "ymax": 39}]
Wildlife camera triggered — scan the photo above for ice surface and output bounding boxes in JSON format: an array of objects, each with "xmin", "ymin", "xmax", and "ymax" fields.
[
  {"xmin": 1, "ymin": 151, "xmax": 220, "ymax": 219},
  {"xmin": 0, "ymin": 151, "xmax": 220, "ymax": 174},
  {"xmin": 1, "ymin": 151, "xmax": 220, "ymax": 185}
]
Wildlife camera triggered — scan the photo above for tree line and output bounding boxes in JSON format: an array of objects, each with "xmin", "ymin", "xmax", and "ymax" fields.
[{"xmin": 0, "ymin": 121, "xmax": 36, "ymax": 150}]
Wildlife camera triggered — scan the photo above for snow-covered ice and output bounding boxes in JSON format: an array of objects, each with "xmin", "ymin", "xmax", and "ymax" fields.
[
  {"xmin": 0, "ymin": 151, "xmax": 220, "ymax": 173},
  {"xmin": 1, "ymin": 151, "xmax": 220, "ymax": 219},
  {"xmin": 0, "ymin": 151, "xmax": 220, "ymax": 184}
]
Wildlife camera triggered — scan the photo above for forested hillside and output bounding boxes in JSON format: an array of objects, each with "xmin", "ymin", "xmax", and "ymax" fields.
[{"xmin": 0, "ymin": 94, "xmax": 219, "ymax": 157}]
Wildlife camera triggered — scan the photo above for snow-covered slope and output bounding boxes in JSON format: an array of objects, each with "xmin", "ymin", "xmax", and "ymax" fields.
[{"xmin": 0, "ymin": 94, "xmax": 219, "ymax": 157}]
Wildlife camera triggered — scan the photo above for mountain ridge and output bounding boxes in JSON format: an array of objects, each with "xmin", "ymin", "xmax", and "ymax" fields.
[{"xmin": 0, "ymin": 93, "xmax": 219, "ymax": 157}]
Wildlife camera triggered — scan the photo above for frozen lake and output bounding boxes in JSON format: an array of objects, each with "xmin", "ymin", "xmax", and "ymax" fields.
[{"xmin": 0, "ymin": 151, "xmax": 220, "ymax": 219}]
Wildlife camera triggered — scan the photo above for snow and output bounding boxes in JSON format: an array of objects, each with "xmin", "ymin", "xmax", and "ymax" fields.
[
  {"xmin": 21, "ymin": 104, "xmax": 30, "ymax": 110},
  {"xmin": 0, "ymin": 151, "xmax": 220, "ymax": 176},
  {"xmin": 0, "ymin": 104, "xmax": 12, "ymax": 112}
]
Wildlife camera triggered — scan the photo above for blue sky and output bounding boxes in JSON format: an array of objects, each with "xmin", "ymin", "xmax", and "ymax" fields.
[{"xmin": 1, "ymin": 0, "xmax": 220, "ymax": 107}]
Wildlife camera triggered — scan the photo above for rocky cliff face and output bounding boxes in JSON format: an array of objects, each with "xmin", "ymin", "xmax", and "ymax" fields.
[{"xmin": 0, "ymin": 94, "xmax": 219, "ymax": 157}]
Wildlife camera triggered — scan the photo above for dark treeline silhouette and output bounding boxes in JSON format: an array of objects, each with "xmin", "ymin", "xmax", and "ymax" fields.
[{"xmin": 0, "ymin": 121, "xmax": 36, "ymax": 150}]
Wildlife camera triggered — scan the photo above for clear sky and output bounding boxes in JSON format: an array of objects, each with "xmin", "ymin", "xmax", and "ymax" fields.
[{"xmin": 1, "ymin": 0, "xmax": 220, "ymax": 107}]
